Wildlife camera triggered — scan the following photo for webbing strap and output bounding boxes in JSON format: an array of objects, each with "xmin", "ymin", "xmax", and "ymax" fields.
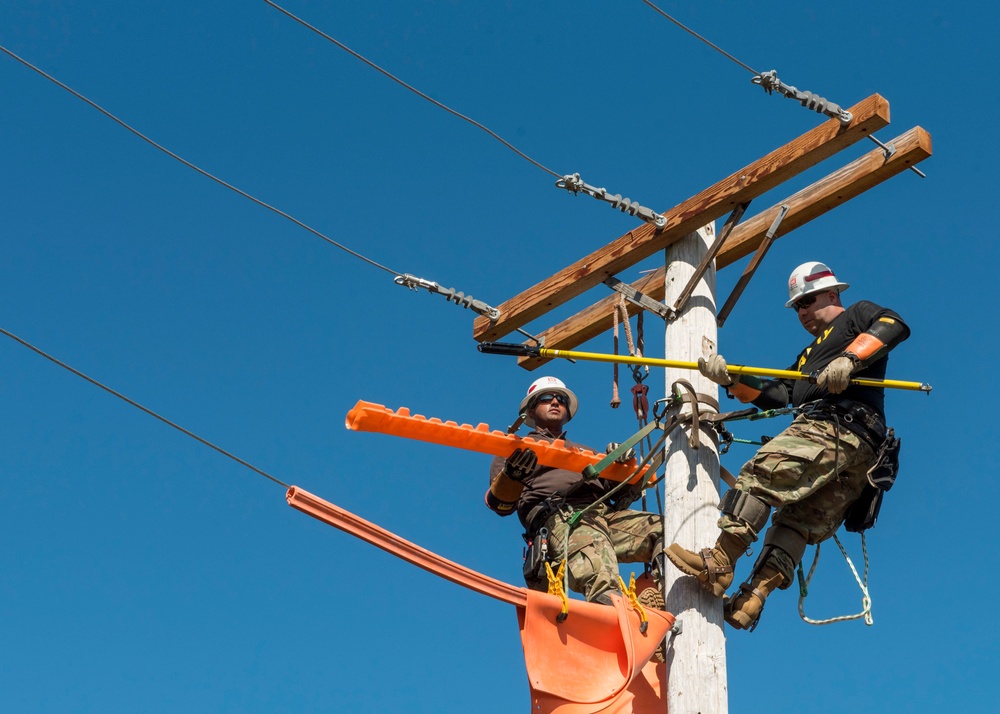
[
  {"xmin": 719, "ymin": 488, "xmax": 770, "ymax": 533},
  {"xmin": 582, "ymin": 419, "xmax": 661, "ymax": 482}
]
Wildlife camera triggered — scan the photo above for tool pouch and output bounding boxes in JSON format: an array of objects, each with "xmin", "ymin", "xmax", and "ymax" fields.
[
  {"xmin": 523, "ymin": 527, "xmax": 550, "ymax": 583},
  {"xmin": 866, "ymin": 428, "xmax": 900, "ymax": 491},
  {"xmin": 844, "ymin": 486, "xmax": 884, "ymax": 533},
  {"xmin": 844, "ymin": 428, "xmax": 900, "ymax": 533}
]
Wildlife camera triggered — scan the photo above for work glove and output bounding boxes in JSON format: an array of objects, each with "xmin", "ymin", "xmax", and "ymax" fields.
[
  {"xmin": 606, "ymin": 442, "xmax": 636, "ymax": 464},
  {"xmin": 610, "ymin": 484, "xmax": 644, "ymax": 511},
  {"xmin": 816, "ymin": 355, "xmax": 856, "ymax": 394},
  {"xmin": 698, "ymin": 354, "xmax": 737, "ymax": 387},
  {"xmin": 503, "ymin": 447, "xmax": 538, "ymax": 482}
]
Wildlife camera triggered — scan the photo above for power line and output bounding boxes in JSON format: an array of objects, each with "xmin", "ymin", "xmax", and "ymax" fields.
[
  {"xmin": 0, "ymin": 44, "xmax": 402, "ymax": 278},
  {"xmin": 262, "ymin": 0, "xmax": 563, "ymax": 181},
  {"xmin": 641, "ymin": 0, "xmax": 760, "ymax": 76},
  {"xmin": 0, "ymin": 326, "xmax": 291, "ymax": 490},
  {"xmin": 640, "ymin": 0, "xmax": 925, "ymax": 176}
]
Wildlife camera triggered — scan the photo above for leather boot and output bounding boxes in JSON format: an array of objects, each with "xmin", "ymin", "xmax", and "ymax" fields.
[
  {"xmin": 724, "ymin": 565, "xmax": 785, "ymax": 631},
  {"xmin": 663, "ymin": 532, "xmax": 748, "ymax": 598}
]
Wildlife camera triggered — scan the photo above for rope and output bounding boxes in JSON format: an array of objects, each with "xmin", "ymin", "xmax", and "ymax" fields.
[
  {"xmin": 796, "ymin": 534, "xmax": 874, "ymax": 626},
  {"xmin": 0, "ymin": 44, "xmax": 401, "ymax": 278},
  {"xmin": 262, "ymin": 0, "xmax": 562, "ymax": 181},
  {"xmin": 610, "ymin": 294, "xmax": 637, "ymax": 408},
  {"xmin": 0, "ymin": 326, "xmax": 291, "ymax": 490}
]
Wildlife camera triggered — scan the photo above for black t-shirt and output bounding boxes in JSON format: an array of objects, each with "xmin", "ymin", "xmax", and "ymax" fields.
[
  {"xmin": 753, "ymin": 300, "xmax": 909, "ymax": 418},
  {"xmin": 489, "ymin": 429, "xmax": 613, "ymax": 528}
]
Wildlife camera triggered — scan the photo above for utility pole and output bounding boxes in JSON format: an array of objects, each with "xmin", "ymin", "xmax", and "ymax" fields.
[
  {"xmin": 661, "ymin": 225, "xmax": 728, "ymax": 713},
  {"xmin": 471, "ymin": 95, "xmax": 930, "ymax": 712}
]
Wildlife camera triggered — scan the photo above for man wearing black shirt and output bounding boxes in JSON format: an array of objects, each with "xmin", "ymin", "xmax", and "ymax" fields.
[
  {"xmin": 664, "ymin": 261, "xmax": 909, "ymax": 630},
  {"xmin": 485, "ymin": 376, "xmax": 663, "ymax": 605}
]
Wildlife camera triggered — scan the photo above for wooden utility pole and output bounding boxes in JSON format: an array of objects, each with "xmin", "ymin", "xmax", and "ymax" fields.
[{"xmin": 661, "ymin": 226, "xmax": 727, "ymax": 713}]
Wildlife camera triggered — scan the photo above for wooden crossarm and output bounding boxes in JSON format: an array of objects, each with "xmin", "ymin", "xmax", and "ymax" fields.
[
  {"xmin": 473, "ymin": 94, "xmax": 891, "ymax": 343},
  {"xmin": 517, "ymin": 125, "xmax": 933, "ymax": 370}
]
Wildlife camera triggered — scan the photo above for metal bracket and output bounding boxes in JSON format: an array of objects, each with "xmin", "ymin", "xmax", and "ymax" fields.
[
  {"xmin": 603, "ymin": 276, "xmax": 672, "ymax": 319},
  {"xmin": 866, "ymin": 133, "xmax": 925, "ymax": 178},
  {"xmin": 717, "ymin": 203, "xmax": 789, "ymax": 327},
  {"xmin": 669, "ymin": 201, "xmax": 750, "ymax": 320}
]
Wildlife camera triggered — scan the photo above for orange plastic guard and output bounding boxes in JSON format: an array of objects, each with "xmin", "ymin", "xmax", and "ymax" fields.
[
  {"xmin": 345, "ymin": 401, "xmax": 648, "ymax": 484},
  {"xmin": 286, "ymin": 486, "xmax": 526, "ymax": 607},
  {"xmin": 289, "ymin": 485, "xmax": 675, "ymax": 711},
  {"xmin": 519, "ymin": 590, "xmax": 674, "ymax": 713}
]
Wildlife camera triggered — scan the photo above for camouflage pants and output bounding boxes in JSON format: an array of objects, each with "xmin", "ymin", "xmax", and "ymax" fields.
[
  {"xmin": 721, "ymin": 412, "xmax": 875, "ymax": 583},
  {"xmin": 543, "ymin": 502, "xmax": 662, "ymax": 603}
]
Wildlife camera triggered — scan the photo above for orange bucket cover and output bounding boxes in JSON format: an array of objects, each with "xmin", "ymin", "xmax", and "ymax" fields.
[
  {"xmin": 345, "ymin": 400, "xmax": 648, "ymax": 484},
  {"xmin": 519, "ymin": 591, "xmax": 673, "ymax": 714}
]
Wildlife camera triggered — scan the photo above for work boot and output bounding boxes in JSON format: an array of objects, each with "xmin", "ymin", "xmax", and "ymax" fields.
[
  {"xmin": 663, "ymin": 532, "xmax": 748, "ymax": 598},
  {"xmin": 724, "ymin": 565, "xmax": 785, "ymax": 631}
]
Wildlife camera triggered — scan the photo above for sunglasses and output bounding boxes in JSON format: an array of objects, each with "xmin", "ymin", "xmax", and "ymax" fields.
[
  {"xmin": 792, "ymin": 294, "xmax": 820, "ymax": 311},
  {"xmin": 536, "ymin": 393, "xmax": 569, "ymax": 407}
]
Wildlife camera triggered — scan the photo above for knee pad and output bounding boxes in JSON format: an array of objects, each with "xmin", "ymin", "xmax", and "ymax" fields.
[
  {"xmin": 719, "ymin": 488, "xmax": 770, "ymax": 534},
  {"xmin": 746, "ymin": 524, "xmax": 808, "ymax": 587}
]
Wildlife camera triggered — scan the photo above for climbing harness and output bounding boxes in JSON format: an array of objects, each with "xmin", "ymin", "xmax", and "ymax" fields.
[
  {"xmin": 477, "ymin": 342, "xmax": 934, "ymax": 392},
  {"xmin": 523, "ymin": 527, "xmax": 551, "ymax": 583}
]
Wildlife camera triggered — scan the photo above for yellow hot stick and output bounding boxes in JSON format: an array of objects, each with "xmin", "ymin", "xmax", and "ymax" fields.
[{"xmin": 535, "ymin": 347, "xmax": 932, "ymax": 393}]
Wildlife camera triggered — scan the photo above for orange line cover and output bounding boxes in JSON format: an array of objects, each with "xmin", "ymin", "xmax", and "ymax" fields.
[
  {"xmin": 519, "ymin": 590, "xmax": 674, "ymax": 713},
  {"xmin": 288, "ymin": 485, "xmax": 675, "ymax": 713},
  {"xmin": 345, "ymin": 400, "xmax": 647, "ymax": 484},
  {"xmin": 287, "ymin": 486, "xmax": 526, "ymax": 606}
]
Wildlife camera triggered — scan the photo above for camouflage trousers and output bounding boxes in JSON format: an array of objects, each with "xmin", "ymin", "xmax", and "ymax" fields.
[
  {"xmin": 721, "ymin": 412, "xmax": 875, "ymax": 584},
  {"xmin": 542, "ymin": 502, "xmax": 663, "ymax": 603}
]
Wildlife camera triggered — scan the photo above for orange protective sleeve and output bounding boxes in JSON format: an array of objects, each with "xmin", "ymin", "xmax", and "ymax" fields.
[
  {"xmin": 345, "ymin": 401, "xmax": 649, "ymax": 484},
  {"xmin": 729, "ymin": 382, "xmax": 762, "ymax": 404},
  {"xmin": 846, "ymin": 333, "xmax": 886, "ymax": 362}
]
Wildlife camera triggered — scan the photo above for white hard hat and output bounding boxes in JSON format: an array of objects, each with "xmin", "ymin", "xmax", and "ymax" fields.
[
  {"xmin": 519, "ymin": 376, "xmax": 579, "ymax": 426},
  {"xmin": 785, "ymin": 261, "xmax": 850, "ymax": 308}
]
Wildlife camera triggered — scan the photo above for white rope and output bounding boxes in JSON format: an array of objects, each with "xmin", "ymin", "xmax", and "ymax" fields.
[{"xmin": 796, "ymin": 533, "xmax": 874, "ymax": 626}]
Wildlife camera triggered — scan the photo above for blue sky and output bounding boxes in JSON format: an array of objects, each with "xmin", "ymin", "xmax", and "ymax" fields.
[{"xmin": 1, "ymin": 2, "xmax": 995, "ymax": 712}]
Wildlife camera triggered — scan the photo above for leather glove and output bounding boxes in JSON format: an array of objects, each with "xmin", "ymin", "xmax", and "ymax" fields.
[
  {"xmin": 504, "ymin": 447, "xmax": 538, "ymax": 482},
  {"xmin": 610, "ymin": 484, "xmax": 644, "ymax": 511},
  {"xmin": 606, "ymin": 442, "xmax": 636, "ymax": 464},
  {"xmin": 698, "ymin": 354, "xmax": 736, "ymax": 387},
  {"xmin": 816, "ymin": 355, "xmax": 856, "ymax": 394}
]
